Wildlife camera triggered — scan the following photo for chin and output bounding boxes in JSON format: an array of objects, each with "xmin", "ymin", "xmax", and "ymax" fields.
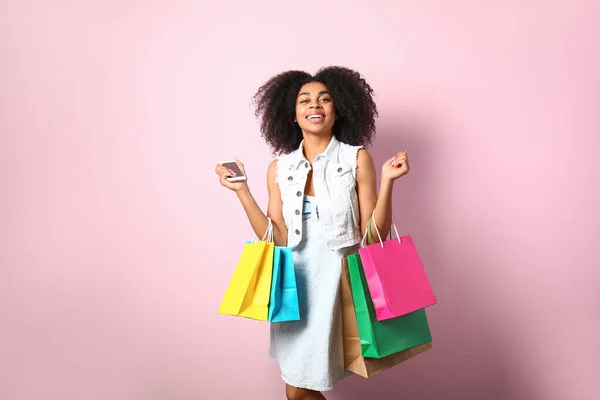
[{"xmin": 302, "ymin": 126, "xmax": 334, "ymax": 136}]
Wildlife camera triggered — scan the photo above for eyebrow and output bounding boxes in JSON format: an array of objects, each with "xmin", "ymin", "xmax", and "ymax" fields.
[{"xmin": 297, "ymin": 90, "xmax": 331, "ymax": 98}]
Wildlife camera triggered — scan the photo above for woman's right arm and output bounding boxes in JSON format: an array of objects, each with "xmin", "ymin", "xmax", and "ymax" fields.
[{"xmin": 216, "ymin": 159, "xmax": 287, "ymax": 246}]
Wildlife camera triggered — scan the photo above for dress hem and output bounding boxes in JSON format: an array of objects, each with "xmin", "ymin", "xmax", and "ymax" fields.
[
  {"xmin": 280, "ymin": 371, "xmax": 336, "ymax": 392},
  {"xmin": 270, "ymin": 357, "xmax": 346, "ymax": 392}
]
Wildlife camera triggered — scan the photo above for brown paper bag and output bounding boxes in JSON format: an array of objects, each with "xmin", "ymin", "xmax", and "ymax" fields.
[{"xmin": 341, "ymin": 256, "xmax": 432, "ymax": 378}]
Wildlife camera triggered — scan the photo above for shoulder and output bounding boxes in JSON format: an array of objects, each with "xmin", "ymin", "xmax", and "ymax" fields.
[
  {"xmin": 275, "ymin": 148, "xmax": 302, "ymax": 171},
  {"xmin": 267, "ymin": 159, "xmax": 280, "ymax": 188},
  {"xmin": 355, "ymin": 148, "xmax": 375, "ymax": 183},
  {"xmin": 278, "ymin": 148, "xmax": 300, "ymax": 162},
  {"xmin": 337, "ymin": 141, "xmax": 365, "ymax": 167},
  {"xmin": 338, "ymin": 140, "xmax": 364, "ymax": 153},
  {"xmin": 356, "ymin": 147, "xmax": 373, "ymax": 165},
  {"xmin": 337, "ymin": 140, "xmax": 372, "ymax": 167},
  {"xmin": 268, "ymin": 150, "xmax": 295, "ymax": 184},
  {"xmin": 268, "ymin": 159, "xmax": 279, "ymax": 173}
]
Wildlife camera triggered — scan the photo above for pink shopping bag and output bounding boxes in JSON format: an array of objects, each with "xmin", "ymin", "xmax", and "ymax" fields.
[{"xmin": 358, "ymin": 214, "xmax": 437, "ymax": 321}]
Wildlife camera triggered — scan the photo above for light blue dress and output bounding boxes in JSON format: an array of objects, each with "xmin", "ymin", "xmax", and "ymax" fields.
[{"xmin": 269, "ymin": 195, "xmax": 359, "ymax": 391}]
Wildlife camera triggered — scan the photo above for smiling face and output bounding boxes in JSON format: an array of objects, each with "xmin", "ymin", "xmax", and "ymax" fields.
[{"xmin": 295, "ymin": 81, "xmax": 336, "ymax": 136}]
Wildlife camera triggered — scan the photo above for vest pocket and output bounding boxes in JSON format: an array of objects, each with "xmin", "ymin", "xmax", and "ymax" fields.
[
  {"xmin": 333, "ymin": 166, "xmax": 355, "ymax": 189},
  {"xmin": 332, "ymin": 165, "xmax": 357, "ymax": 215}
]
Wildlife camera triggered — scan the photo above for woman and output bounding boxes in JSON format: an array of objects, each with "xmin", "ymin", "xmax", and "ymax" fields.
[{"xmin": 215, "ymin": 66, "xmax": 410, "ymax": 400}]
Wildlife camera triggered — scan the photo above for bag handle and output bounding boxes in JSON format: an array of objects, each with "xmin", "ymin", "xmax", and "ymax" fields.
[
  {"xmin": 266, "ymin": 218, "xmax": 274, "ymax": 243},
  {"xmin": 360, "ymin": 211, "xmax": 402, "ymax": 248},
  {"xmin": 252, "ymin": 217, "xmax": 273, "ymax": 243},
  {"xmin": 360, "ymin": 217, "xmax": 375, "ymax": 247}
]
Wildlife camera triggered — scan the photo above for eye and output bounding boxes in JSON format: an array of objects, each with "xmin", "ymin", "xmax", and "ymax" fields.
[
  {"xmin": 319, "ymin": 97, "xmax": 331, "ymax": 102},
  {"xmin": 299, "ymin": 99, "xmax": 308, "ymax": 104}
]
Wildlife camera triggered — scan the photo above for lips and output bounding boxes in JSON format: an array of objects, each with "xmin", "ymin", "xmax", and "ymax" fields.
[{"xmin": 306, "ymin": 113, "xmax": 325, "ymax": 122}]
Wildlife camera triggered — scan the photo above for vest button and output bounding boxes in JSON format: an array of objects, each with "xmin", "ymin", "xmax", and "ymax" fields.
[
  {"xmin": 288, "ymin": 176, "xmax": 293, "ymax": 181},
  {"xmin": 337, "ymin": 167, "xmax": 343, "ymax": 173},
  {"xmin": 295, "ymin": 229, "xmax": 301, "ymax": 235},
  {"xmin": 295, "ymin": 209, "xmax": 300, "ymax": 215},
  {"xmin": 296, "ymin": 191, "xmax": 302, "ymax": 197}
]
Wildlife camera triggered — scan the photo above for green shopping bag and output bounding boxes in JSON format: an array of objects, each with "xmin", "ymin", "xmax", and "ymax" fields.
[{"xmin": 346, "ymin": 253, "xmax": 432, "ymax": 359}]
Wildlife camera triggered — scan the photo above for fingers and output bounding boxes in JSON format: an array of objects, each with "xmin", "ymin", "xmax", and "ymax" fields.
[
  {"xmin": 215, "ymin": 164, "xmax": 229, "ymax": 174},
  {"xmin": 215, "ymin": 166, "xmax": 237, "ymax": 185},
  {"xmin": 215, "ymin": 165, "xmax": 233, "ymax": 177},
  {"xmin": 391, "ymin": 150, "xmax": 408, "ymax": 167},
  {"xmin": 215, "ymin": 161, "xmax": 248, "ymax": 191},
  {"xmin": 235, "ymin": 159, "xmax": 246, "ymax": 174}
]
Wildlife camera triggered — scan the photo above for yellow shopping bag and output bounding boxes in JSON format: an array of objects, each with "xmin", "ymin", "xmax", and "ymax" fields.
[{"xmin": 218, "ymin": 219, "xmax": 275, "ymax": 321}]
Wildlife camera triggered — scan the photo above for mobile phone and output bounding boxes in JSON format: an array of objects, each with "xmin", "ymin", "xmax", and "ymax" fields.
[{"xmin": 219, "ymin": 160, "xmax": 247, "ymax": 182}]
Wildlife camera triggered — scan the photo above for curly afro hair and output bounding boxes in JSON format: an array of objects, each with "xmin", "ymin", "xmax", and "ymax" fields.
[{"xmin": 252, "ymin": 66, "xmax": 378, "ymax": 155}]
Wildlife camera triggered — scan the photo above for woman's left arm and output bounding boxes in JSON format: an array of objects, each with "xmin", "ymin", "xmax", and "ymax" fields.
[{"xmin": 356, "ymin": 149, "xmax": 410, "ymax": 242}]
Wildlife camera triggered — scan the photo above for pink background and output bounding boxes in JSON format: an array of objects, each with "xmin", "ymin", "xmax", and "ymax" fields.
[{"xmin": 1, "ymin": 1, "xmax": 599, "ymax": 399}]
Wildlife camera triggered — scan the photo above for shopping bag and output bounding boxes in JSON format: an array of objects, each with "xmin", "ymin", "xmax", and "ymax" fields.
[
  {"xmin": 218, "ymin": 219, "xmax": 274, "ymax": 321},
  {"xmin": 358, "ymin": 214, "xmax": 437, "ymax": 321},
  {"xmin": 268, "ymin": 244, "xmax": 300, "ymax": 322},
  {"xmin": 347, "ymin": 253, "xmax": 432, "ymax": 359},
  {"xmin": 341, "ymin": 257, "xmax": 432, "ymax": 378}
]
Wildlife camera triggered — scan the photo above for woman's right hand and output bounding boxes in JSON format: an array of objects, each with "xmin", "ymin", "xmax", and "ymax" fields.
[{"xmin": 215, "ymin": 159, "xmax": 249, "ymax": 192}]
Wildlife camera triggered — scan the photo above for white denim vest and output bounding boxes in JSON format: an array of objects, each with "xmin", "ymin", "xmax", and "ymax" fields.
[{"xmin": 276, "ymin": 136, "xmax": 363, "ymax": 251}]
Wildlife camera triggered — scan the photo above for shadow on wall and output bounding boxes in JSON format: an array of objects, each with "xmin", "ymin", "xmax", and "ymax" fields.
[{"xmin": 330, "ymin": 117, "xmax": 532, "ymax": 400}]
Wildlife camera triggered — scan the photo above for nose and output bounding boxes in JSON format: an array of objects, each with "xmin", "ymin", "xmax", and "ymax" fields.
[{"xmin": 309, "ymin": 102, "xmax": 322, "ymax": 109}]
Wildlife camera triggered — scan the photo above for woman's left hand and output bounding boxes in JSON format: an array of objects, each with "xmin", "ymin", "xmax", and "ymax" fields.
[{"xmin": 381, "ymin": 150, "xmax": 410, "ymax": 182}]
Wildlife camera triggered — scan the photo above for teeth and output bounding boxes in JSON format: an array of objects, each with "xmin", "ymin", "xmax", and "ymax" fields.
[{"xmin": 308, "ymin": 115, "xmax": 323, "ymax": 119}]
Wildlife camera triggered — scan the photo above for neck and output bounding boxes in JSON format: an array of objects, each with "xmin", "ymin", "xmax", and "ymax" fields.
[{"xmin": 301, "ymin": 132, "xmax": 333, "ymax": 163}]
